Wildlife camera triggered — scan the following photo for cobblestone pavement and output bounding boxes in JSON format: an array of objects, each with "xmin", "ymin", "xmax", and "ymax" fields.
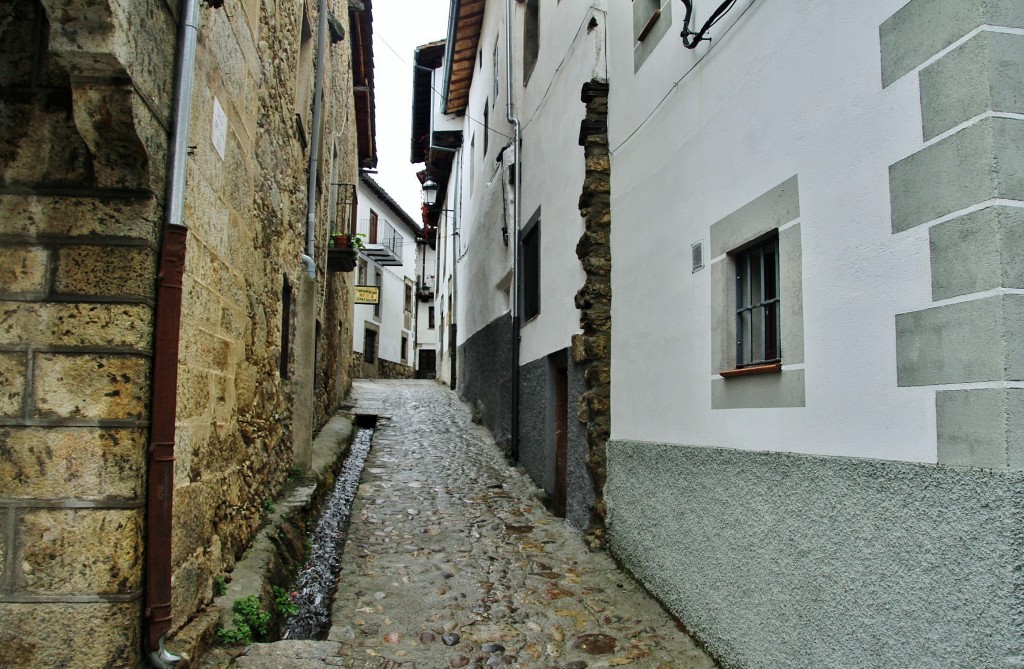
[{"xmin": 234, "ymin": 379, "xmax": 716, "ymax": 669}]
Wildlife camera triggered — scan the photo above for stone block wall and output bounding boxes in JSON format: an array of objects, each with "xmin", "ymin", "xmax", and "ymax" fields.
[
  {"xmin": 0, "ymin": 0, "xmax": 359, "ymax": 665},
  {"xmin": 0, "ymin": 1, "xmax": 166, "ymax": 665}
]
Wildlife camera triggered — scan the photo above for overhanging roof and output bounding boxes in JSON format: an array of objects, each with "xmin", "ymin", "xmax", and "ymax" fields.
[
  {"xmin": 350, "ymin": 0, "xmax": 377, "ymax": 169},
  {"xmin": 443, "ymin": 0, "xmax": 485, "ymax": 116},
  {"xmin": 411, "ymin": 40, "xmax": 446, "ymax": 164}
]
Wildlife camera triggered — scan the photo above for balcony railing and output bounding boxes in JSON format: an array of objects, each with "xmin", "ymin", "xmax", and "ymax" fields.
[{"xmin": 359, "ymin": 218, "xmax": 404, "ymax": 266}]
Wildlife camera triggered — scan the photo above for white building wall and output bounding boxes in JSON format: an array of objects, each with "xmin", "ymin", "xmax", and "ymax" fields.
[
  {"xmin": 607, "ymin": 0, "xmax": 935, "ymax": 463},
  {"xmin": 352, "ymin": 180, "xmax": 418, "ymax": 368}
]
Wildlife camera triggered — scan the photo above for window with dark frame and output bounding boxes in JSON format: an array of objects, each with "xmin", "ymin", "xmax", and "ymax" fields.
[
  {"xmin": 428, "ymin": 306, "xmax": 435, "ymax": 329},
  {"xmin": 734, "ymin": 234, "xmax": 780, "ymax": 368},
  {"xmin": 280, "ymin": 277, "xmax": 292, "ymax": 379},
  {"xmin": 369, "ymin": 209, "xmax": 379, "ymax": 243},
  {"xmin": 523, "ymin": 0, "xmax": 539, "ymax": 84},
  {"xmin": 522, "ymin": 221, "xmax": 540, "ymax": 321},
  {"xmin": 364, "ymin": 328, "xmax": 377, "ymax": 364}
]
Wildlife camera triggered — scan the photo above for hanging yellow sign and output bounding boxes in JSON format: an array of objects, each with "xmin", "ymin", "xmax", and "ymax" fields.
[{"xmin": 355, "ymin": 285, "xmax": 380, "ymax": 305}]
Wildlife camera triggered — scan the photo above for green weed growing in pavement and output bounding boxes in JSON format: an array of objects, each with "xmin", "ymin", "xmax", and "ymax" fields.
[
  {"xmin": 273, "ymin": 585, "xmax": 299, "ymax": 618},
  {"xmin": 215, "ymin": 595, "xmax": 271, "ymax": 646}
]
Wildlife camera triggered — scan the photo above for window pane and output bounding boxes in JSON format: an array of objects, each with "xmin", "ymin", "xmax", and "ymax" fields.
[
  {"xmin": 763, "ymin": 242, "xmax": 778, "ymax": 301},
  {"xmin": 738, "ymin": 309, "xmax": 751, "ymax": 365},
  {"xmin": 752, "ymin": 306, "xmax": 765, "ymax": 363},
  {"xmin": 750, "ymin": 249, "xmax": 763, "ymax": 305},
  {"xmin": 765, "ymin": 302, "xmax": 779, "ymax": 361}
]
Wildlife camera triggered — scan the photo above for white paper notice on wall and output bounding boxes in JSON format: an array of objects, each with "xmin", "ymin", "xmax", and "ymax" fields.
[{"xmin": 212, "ymin": 97, "xmax": 227, "ymax": 160}]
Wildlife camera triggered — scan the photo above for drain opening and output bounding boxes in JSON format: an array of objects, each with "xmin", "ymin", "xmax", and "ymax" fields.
[{"xmin": 354, "ymin": 413, "xmax": 378, "ymax": 428}]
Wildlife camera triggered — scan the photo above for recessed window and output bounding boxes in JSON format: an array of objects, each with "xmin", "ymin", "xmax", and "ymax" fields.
[
  {"xmin": 428, "ymin": 306, "xmax": 436, "ymax": 329},
  {"xmin": 734, "ymin": 235, "xmax": 780, "ymax": 368},
  {"xmin": 523, "ymin": 0, "xmax": 539, "ymax": 84},
  {"xmin": 632, "ymin": 0, "xmax": 671, "ymax": 71},
  {"xmin": 521, "ymin": 212, "xmax": 541, "ymax": 321},
  {"xmin": 364, "ymin": 328, "xmax": 377, "ymax": 364},
  {"xmin": 280, "ymin": 277, "xmax": 292, "ymax": 379},
  {"xmin": 709, "ymin": 176, "xmax": 805, "ymax": 409},
  {"xmin": 295, "ymin": 4, "xmax": 314, "ymax": 142},
  {"xmin": 483, "ymin": 102, "xmax": 489, "ymax": 157}
]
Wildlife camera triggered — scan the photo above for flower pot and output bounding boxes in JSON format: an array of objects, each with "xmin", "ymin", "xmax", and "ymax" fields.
[{"xmin": 333, "ymin": 234, "xmax": 351, "ymax": 249}]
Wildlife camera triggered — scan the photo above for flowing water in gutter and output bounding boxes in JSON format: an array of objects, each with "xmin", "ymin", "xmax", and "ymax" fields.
[{"xmin": 280, "ymin": 423, "xmax": 374, "ymax": 640}]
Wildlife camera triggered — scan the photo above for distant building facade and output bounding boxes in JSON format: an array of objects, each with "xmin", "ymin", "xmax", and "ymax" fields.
[{"xmin": 352, "ymin": 173, "xmax": 421, "ymax": 379}]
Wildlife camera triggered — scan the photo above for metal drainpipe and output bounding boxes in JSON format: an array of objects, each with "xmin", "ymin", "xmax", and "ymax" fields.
[
  {"xmin": 504, "ymin": 0, "xmax": 522, "ymax": 461},
  {"xmin": 145, "ymin": 0, "xmax": 200, "ymax": 666},
  {"xmin": 301, "ymin": 0, "xmax": 331, "ymax": 278}
]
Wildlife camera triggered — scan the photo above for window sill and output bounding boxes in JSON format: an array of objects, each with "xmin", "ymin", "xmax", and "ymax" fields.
[{"xmin": 719, "ymin": 362, "xmax": 782, "ymax": 378}]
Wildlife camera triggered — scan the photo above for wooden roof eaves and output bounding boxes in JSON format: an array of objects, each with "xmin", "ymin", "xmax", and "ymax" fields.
[{"xmin": 442, "ymin": 0, "xmax": 484, "ymax": 116}]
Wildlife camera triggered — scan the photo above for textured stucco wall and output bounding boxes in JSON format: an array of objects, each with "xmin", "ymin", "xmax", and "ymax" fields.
[
  {"xmin": 606, "ymin": 440, "xmax": 1024, "ymax": 669},
  {"xmin": 459, "ymin": 312, "xmax": 513, "ymax": 453}
]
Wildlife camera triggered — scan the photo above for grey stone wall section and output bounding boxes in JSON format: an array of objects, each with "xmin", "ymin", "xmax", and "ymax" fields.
[
  {"xmin": 937, "ymin": 388, "xmax": 1024, "ymax": 468},
  {"xmin": 709, "ymin": 175, "xmax": 799, "ymax": 259},
  {"xmin": 896, "ymin": 294, "xmax": 1024, "ymax": 386},
  {"xmin": 889, "ymin": 117, "xmax": 1024, "ymax": 232},
  {"xmin": 929, "ymin": 205, "xmax": 1024, "ymax": 300},
  {"xmin": 518, "ymin": 355, "xmax": 554, "ymax": 494},
  {"xmin": 458, "ymin": 312, "xmax": 513, "ymax": 453},
  {"xmin": 606, "ymin": 440, "xmax": 1024, "ymax": 669},
  {"xmin": 879, "ymin": 0, "xmax": 1024, "ymax": 88},
  {"xmin": 919, "ymin": 31, "xmax": 1024, "ymax": 140}
]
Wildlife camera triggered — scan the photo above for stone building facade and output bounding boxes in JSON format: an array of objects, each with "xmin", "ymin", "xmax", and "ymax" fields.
[{"xmin": 0, "ymin": 0, "xmax": 370, "ymax": 665}]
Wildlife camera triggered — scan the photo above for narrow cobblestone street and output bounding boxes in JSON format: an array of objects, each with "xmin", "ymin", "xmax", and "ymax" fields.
[{"xmin": 233, "ymin": 380, "xmax": 716, "ymax": 669}]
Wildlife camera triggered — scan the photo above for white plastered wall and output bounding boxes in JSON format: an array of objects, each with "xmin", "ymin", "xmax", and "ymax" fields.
[{"xmin": 607, "ymin": 0, "xmax": 938, "ymax": 463}]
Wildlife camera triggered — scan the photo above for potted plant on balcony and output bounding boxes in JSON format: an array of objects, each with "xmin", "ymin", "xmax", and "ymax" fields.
[
  {"xmin": 327, "ymin": 233, "xmax": 362, "ymax": 272},
  {"xmin": 331, "ymin": 232, "xmax": 366, "ymax": 250}
]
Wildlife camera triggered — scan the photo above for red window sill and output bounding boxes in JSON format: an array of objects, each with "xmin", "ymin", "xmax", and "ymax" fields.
[{"xmin": 719, "ymin": 362, "xmax": 782, "ymax": 378}]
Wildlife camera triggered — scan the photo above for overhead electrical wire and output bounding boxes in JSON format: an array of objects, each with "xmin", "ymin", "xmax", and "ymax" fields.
[
  {"xmin": 376, "ymin": 31, "xmax": 513, "ymax": 142},
  {"xmin": 680, "ymin": 0, "xmax": 739, "ymax": 48}
]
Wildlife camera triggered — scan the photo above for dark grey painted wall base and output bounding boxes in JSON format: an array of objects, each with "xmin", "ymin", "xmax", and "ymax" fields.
[
  {"xmin": 606, "ymin": 440, "xmax": 1024, "ymax": 669},
  {"xmin": 459, "ymin": 313, "xmax": 513, "ymax": 453},
  {"xmin": 461, "ymin": 317, "xmax": 597, "ymax": 534},
  {"xmin": 518, "ymin": 349, "xmax": 596, "ymax": 534}
]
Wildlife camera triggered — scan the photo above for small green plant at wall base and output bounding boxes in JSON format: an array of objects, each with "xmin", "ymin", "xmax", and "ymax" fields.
[
  {"xmin": 262, "ymin": 498, "xmax": 275, "ymax": 513},
  {"xmin": 215, "ymin": 594, "xmax": 271, "ymax": 645},
  {"xmin": 273, "ymin": 585, "xmax": 299, "ymax": 617},
  {"xmin": 214, "ymin": 574, "xmax": 228, "ymax": 597}
]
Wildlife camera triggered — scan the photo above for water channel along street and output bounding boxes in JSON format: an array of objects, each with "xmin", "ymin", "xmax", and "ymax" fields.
[{"xmin": 228, "ymin": 379, "xmax": 716, "ymax": 668}]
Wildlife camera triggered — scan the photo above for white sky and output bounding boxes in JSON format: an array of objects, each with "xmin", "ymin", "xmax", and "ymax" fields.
[{"xmin": 369, "ymin": 0, "xmax": 451, "ymax": 223}]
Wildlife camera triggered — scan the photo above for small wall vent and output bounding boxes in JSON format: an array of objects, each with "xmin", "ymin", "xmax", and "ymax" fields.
[{"xmin": 691, "ymin": 241, "xmax": 704, "ymax": 273}]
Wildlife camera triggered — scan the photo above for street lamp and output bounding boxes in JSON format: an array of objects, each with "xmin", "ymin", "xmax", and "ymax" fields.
[{"xmin": 421, "ymin": 178, "xmax": 440, "ymax": 206}]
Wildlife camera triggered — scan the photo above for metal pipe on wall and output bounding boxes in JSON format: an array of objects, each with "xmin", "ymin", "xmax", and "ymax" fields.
[
  {"xmin": 146, "ymin": 0, "xmax": 200, "ymax": 665},
  {"xmin": 505, "ymin": 0, "xmax": 522, "ymax": 461},
  {"xmin": 301, "ymin": 0, "xmax": 332, "ymax": 278}
]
